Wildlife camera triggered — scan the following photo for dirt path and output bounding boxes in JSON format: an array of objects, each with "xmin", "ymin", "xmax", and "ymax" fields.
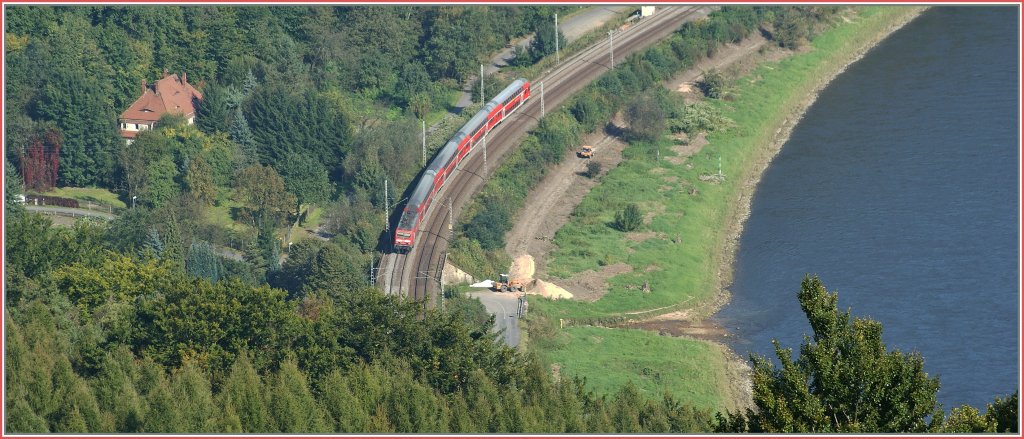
[
  {"xmin": 504, "ymin": 129, "xmax": 628, "ymax": 272},
  {"xmin": 663, "ymin": 33, "xmax": 772, "ymax": 95},
  {"xmin": 503, "ymin": 31, "xmax": 776, "ymax": 295}
]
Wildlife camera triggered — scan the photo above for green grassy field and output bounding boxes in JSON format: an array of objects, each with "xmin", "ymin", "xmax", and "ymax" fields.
[
  {"xmin": 39, "ymin": 187, "xmax": 126, "ymax": 209},
  {"xmin": 528, "ymin": 5, "xmax": 922, "ymax": 409},
  {"xmin": 539, "ymin": 325, "xmax": 728, "ymax": 411},
  {"xmin": 288, "ymin": 205, "xmax": 326, "ymax": 243},
  {"xmin": 203, "ymin": 195, "xmax": 248, "ymax": 233}
]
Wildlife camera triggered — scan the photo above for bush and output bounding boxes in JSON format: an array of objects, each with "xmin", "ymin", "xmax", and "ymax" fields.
[
  {"xmin": 625, "ymin": 93, "xmax": 666, "ymax": 142},
  {"xmin": 614, "ymin": 203, "xmax": 642, "ymax": 232},
  {"xmin": 464, "ymin": 199, "xmax": 511, "ymax": 250},
  {"xmin": 583, "ymin": 161, "xmax": 602, "ymax": 179},
  {"xmin": 670, "ymin": 101, "xmax": 735, "ymax": 134},
  {"xmin": 697, "ymin": 70, "xmax": 726, "ymax": 99}
]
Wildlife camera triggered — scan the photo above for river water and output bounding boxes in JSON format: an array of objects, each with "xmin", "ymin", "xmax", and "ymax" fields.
[{"xmin": 715, "ymin": 7, "xmax": 1019, "ymax": 410}]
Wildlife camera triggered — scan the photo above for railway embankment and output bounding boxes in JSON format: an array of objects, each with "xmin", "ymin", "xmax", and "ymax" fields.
[{"xmin": 516, "ymin": 5, "xmax": 927, "ymax": 411}]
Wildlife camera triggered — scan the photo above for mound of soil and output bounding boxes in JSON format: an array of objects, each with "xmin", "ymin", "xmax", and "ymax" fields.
[
  {"xmin": 531, "ymin": 280, "xmax": 574, "ymax": 300},
  {"xmin": 509, "ymin": 254, "xmax": 536, "ymax": 281}
]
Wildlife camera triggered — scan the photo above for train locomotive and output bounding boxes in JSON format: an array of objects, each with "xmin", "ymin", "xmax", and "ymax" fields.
[{"xmin": 394, "ymin": 78, "xmax": 531, "ymax": 251}]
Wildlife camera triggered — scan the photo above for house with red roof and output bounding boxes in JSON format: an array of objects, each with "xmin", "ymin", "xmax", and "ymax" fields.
[{"xmin": 119, "ymin": 71, "xmax": 203, "ymax": 144}]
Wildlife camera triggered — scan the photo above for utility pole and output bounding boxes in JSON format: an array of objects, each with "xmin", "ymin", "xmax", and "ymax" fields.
[
  {"xmin": 422, "ymin": 120, "xmax": 426, "ymax": 166},
  {"xmin": 718, "ymin": 155, "xmax": 724, "ymax": 178},
  {"xmin": 440, "ymin": 252, "xmax": 449, "ymax": 312},
  {"xmin": 540, "ymin": 81, "xmax": 545, "ymax": 117},
  {"xmin": 554, "ymin": 13, "xmax": 560, "ymax": 64},
  {"xmin": 372, "ymin": 252, "xmax": 380, "ymax": 284},
  {"xmin": 609, "ymin": 30, "xmax": 615, "ymax": 67},
  {"xmin": 444, "ymin": 196, "xmax": 452, "ymax": 232},
  {"xmin": 480, "ymin": 64, "xmax": 484, "ymax": 104},
  {"xmin": 383, "ymin": 178, "xmax": 389, "ymax": 233}
]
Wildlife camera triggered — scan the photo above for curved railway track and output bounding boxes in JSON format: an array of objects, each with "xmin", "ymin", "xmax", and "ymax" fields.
[{"xmin": 378, "ymin": 6, "xmax": 716, "ymax": 307}]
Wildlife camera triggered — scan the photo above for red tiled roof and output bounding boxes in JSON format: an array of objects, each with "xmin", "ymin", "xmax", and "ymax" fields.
[
  {"xmin": 120, "ymin": 130, "xmax": 139, "ymax": 139},
  {"xmin": 119, "ymin": 72, "xmax": 203, "ymax": 123}
]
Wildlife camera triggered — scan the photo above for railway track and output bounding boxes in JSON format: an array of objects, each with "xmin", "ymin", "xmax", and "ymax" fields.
[{"xmin": 378, "ymin": 6, "xmax": 716, "ymax": 306}]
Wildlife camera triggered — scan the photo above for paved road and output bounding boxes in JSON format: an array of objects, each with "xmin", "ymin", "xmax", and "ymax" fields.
[
  {"xmin": 26, "ymin": 204, "xmax": 244, "ymax": 261},
  {"xmin": 454, "ymin": 5, "xmax": 631, "ymax": 109},
  {"xmin": 26, "ymin": 205, "xmax": 116, "ymax": 220},
  {"xmin": 467, "ymin": 290, "xmax": 523, "ymax": 347}
]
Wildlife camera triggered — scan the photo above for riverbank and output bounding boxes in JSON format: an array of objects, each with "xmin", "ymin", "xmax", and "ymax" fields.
[
  {"xmin": 715, "ymin": 6, "xmax": 928, "ymax": 314},
  {"xmin": 711, "ymin": 5, "xmax": 928, "ymax": 410},
  {"xmin": 527, "ymin": 5, "xmax": 928, "ymax": 411}
]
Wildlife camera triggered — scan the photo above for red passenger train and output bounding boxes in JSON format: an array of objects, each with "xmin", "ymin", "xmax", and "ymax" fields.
[{"xmin": 394, "ymin": 78, "xmax": 531, "ymax": 251}]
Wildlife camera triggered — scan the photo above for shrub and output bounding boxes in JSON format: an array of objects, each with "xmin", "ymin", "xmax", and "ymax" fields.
[
  {"xmin": 464, "ymin": 200, "xmax": 511, "ymax": 250},
  {"xmin": 614, "ymin": 203, "xmax": 642, "ymax": 232},
  {"xmin": 625, "ymin": 94, "xmax": 666, "ymax": 142},
  {"xmin": 583, "ymin": 161, "xmax": 602, "ymax": 179},
  {"xmin": 697, "ymin": 70, "xmax": 726, "ymax": 99}
]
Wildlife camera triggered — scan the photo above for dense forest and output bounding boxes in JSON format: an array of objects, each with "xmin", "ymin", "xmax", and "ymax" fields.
[
  {"xmin": 3, "ymin": 5, "xmax": 1017, "ymax": 433},
  {"xmin": 4, "ymin": 5, "xmax": 577, "ymax": 277}
]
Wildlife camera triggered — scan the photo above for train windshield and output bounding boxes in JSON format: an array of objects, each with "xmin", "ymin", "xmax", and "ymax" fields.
[{"xmin": 396, "ymin": 232, "xmax": 411, "ymax": 238}]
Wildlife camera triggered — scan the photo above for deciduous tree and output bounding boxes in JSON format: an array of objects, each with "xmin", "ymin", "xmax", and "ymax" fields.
[
  {"xmin": 278, "ymin": 152, "xmax": 332, "ymax": 225},
  {"xmin": 233, "ymin": 164, "xmax": 295, "ymax": 230}
]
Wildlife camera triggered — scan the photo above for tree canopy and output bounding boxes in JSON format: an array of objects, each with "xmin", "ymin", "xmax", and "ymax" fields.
[{"xmin": 715, "ymin": 276, "xmax": 1017, "ymax": 434}]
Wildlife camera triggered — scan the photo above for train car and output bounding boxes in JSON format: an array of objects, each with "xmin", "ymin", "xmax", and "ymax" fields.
[
  {"xmin": 394, "ymin": 170, "xmax": 436, "ymax": 250},
  {"xmin": 393, "ymin": 78, "xmax": 530, "ymax": 251}
]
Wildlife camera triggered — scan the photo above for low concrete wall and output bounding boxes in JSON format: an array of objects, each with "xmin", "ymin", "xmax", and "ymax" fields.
[{"xmin": 443, "ymin": 262, "xmax": 475, "ymax": 285}]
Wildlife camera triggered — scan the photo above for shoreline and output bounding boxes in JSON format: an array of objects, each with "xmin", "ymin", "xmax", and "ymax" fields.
[{"xmin": 711, "ymin": 6, "xmax": 929, "ymax": 410}]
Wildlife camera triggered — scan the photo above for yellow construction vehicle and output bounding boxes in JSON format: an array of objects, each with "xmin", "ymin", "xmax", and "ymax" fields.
[
  {"xmin": 492, "ymin": 273, "xmax": 525, "ymax": 292},
  {"xmin": 577, "ymin": 145, "xmax": 595, "ymax": 158}
]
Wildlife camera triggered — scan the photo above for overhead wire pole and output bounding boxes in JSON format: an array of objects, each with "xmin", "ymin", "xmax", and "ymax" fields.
[
  {"xmin": 608, "ymin": 30, "xmax": 615, "ymax": 67},
  {"xmin": 480, "ymin": 64, "xmax": 484, "ymax": 104},
  {"xmin": 540, "ymin": 81, "xmax": 545, "ymax": 117},
  {"xmin": 554, "ymin": 13, "xmax": 559, "ymax": 63},
  {"xmin": 383, "ymin": 178, "xmax": 389, "ymax": 233},
  {"xmin": 421, "ymin": 120, "xmax": 426, "ymax": 166}
]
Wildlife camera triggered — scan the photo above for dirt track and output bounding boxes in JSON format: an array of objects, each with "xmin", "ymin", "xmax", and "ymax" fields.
[{"xmin": 503, "ymin": 32, "xmax": 778, "ymax": 303}]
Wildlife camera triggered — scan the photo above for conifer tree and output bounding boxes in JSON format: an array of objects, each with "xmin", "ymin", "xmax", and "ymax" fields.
[
  {"xmin": 92, "ymin": 347, "xmax": 145, "ymax": 432},
  {"xmin": 219, "ymin": 353, "xmax": 272, "ymax": 432},
  {"xmin": 142, "ymin": 226, "xmax": 163, "ymax": 259},
  {"xmin": 267, "ymin": 360, "xmax": 331, "ymax": 433},
  {"xmin": 318, "ymin": 369, "xmax": 370, "ymax": 432},
  {"xmin": 230, "ymin": 107, "xmax": 257, "ymax": 168},
  {"xmin": 170, "ymin": 362, "xmax": 217, "ymax": 432},
  {"xmin": 186, "ymin": 240, "xmax": 223, "ymax": 283},
  {"xmin": 142, "ymin": 373, "xmax": 180, "ymax": 432}
]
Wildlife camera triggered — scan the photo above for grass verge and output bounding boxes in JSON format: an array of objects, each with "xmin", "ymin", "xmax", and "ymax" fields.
[{"xmin": 539, "ymin": 326, "xmax": 728, "ymax": 412}]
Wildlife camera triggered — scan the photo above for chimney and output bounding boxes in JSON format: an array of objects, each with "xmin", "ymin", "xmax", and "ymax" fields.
[
  {"xmin": 163, "ymin": 68, "xmax": 169, "ymax": 77},
  {"xmin": 141, "ymin": 79, "xmax": 147, "ymax": 94},
  {"xmin": 181, "ymin": 71, "xmax": 187, "ymax": 84}
]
